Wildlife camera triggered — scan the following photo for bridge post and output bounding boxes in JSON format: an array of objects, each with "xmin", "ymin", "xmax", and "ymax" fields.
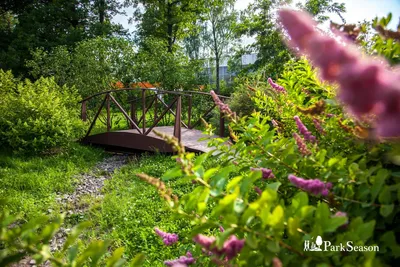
[
  {"xmin": 106, "ymin": 94, "xmax": 111, "ymax": 132},
  {"xmin": 81, "ymin": 101, "xmax": 87, "ymax": 122},
  {"xmin": 154, "ymin": 93, "xmax": 158, "ymax": 122},
  {"xmin": 173, "ymin": 96, "xmax": 182, "ymax": 142}
]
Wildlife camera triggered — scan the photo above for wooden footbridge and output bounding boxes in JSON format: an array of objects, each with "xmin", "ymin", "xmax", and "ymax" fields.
[{"xmin": 80, "ymin": 88, "xmax": 229, "ymax": 153}]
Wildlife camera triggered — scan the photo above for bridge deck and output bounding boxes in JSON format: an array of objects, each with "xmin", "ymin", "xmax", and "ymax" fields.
[{"xmin": 82, "ymin": 126, "xmax": 217, "ymax": 153}]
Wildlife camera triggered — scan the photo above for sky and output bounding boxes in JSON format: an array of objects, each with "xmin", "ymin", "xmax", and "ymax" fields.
[{"xmin": 113, "ymin": 0, "xmax": 400, "ymax": 35}]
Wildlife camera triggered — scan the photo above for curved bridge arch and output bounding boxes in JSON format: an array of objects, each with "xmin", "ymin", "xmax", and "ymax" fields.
[{"xmin": 80, "ymin": 88, "xmax": 229, "ymax": 153}]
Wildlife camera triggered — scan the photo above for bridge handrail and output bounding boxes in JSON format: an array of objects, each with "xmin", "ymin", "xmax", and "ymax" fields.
[{"xmin": 79, "ymin": 87, "xmax": 230, "ymax": 103}]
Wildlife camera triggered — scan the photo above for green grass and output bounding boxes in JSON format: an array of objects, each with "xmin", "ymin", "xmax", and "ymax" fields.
[
  {"xmin": 85, "ymin": 154, "xmax": 200, "ymax": 266},
  {"xmin": 0, "ymin": 143, "xmax": 105, "ymax": 220}
]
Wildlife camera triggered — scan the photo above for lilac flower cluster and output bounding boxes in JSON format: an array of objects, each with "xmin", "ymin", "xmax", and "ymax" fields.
[
  {"xmin": 254, "ymin": 186, "xmax": 263, "ymax": 195},
  {"xmin": 268, "ymin": 78, "xmax": 287, "ymax": 93},
  {"xmin": 279, "ymin": 9, "xmax": 400, "ymax": 138},
  {"xmin": 250, "ymin": 167, "xmax": 275, "ymax": 179},
  {"xmin": 288, "ymin": 174, "xmax": 332, "ymax": 196},
  {"xmin": 293, "ymin": 133, "xmax": 311, "ymax": 156},
  {"xmin": 155, "ymin": 227, "xmax": 179, "ymax": 246},
  {"xmin": 164, "ymin": 252, "xmax": 195, "ymax": 266},
  {"xmin": 313, "ymin": 118, "xmax": 326, "ymax": 135},
  {"xmin": 210, "ymin": 90, "xmax": 236, "ymax": 119},
  {"xmin": 294, "ymin": 116, "xmax": 316, "ymax": 143},
  {"xmin": 193, "ymin": 234, "xmax": 245, "ymax": 260}
]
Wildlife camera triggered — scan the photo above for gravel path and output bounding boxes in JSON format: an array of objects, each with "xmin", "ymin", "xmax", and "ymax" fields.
[{"xmin": 15, "ymin": 154, "xmax": 129, "ymax": 267}]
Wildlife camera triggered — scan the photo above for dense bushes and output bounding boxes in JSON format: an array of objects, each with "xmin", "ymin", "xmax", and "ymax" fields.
[
  {"xmin": 135, "ymin": 11, "xmax": 400, "ymax": 267},
  {"xmin": 0, "ymin": 70, "xmax": 84, "ymax": 153}
]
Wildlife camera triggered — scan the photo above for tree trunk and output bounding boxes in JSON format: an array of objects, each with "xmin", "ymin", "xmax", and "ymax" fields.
[
  {"xmin": 166, "ymin": 2, "xmax": 173, "ymax": 53},
  {"xmin": 215, "ymin": 54, "xmax": 220, "ymax": 93},
  {"xmin": 97, "ymin": 0, "xmax": 105, "ymax": 24}
]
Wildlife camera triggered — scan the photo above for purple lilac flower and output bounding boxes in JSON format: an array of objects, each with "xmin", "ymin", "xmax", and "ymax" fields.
[
  {"xmin": 250, "ymin": 167, "xmax": 275, "ymax": 179},
  {"xmin": 294, "ymin": 116, "xmax": 317, "ymax": 143},
  {"xmin": 268, "ymin": 78, "xmax": 287, "ymax": 93},
  {"xmin": 219, "ymin": 226, "xmax": 225, "ymax": 232},
  {"xmin": 288, "ymin": 174, "xmax": 332, "ymax": 196},
  {"xmin": 326, "ymin": 113, "xmax": 335, "ymax": 118},
  {"xmin": 278, "ymin": 9, "xmax": 400, "ymax": 138},
  {"xmin": 155, "ymin": 227, "xmax": 179, "ymax": 246},
  {"xmin": 293, "ymin": 133, "xmax": 311, "ymax": 156},
  {"xmin": 254, "ymin": 186, "xmax": 262, "ymax": 195},
  {"xmin": 222, "ymin": 235, "xmax": 245, "ymax": 260},
  {"xmin": 164, "ymin": 251, "xmax": 195, "ymax": 266},
  {"xmin": 193, "ymin": 234, "xmax": 244, "ymax": 260},
  {"xmin": 313, "ymin": 118, "xmax": 326, "ymax": 135}
]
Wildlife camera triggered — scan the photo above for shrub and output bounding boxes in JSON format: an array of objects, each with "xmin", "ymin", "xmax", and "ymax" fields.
[
  {"xmin": 137, "ymin": 10, "xmax": 400, "ymax": 266},
  {"xmin": 0, "ymin": 70, "xmax": 85, "ymax": 153}
]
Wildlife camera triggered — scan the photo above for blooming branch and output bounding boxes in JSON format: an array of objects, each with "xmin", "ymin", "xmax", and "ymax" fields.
[
  {"xmin": 288, "ymin": 174, "xmax": 332, "ymax": 196},
  {"xmin": 278, "ymin": 9, "xmax": 400, "ymax": 138},
  {"xmin": 155, "ymin": 227, "xmax": 179, "ymax": 246}
]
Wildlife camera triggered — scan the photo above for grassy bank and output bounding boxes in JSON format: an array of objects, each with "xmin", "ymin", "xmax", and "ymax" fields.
[
  {"xmin": 0, "ymin": 143, "xmax": 105, "ymax": 220},
  {"xmin": 85, "ymin": 154, "xmax": 201, "ymax": 266}
]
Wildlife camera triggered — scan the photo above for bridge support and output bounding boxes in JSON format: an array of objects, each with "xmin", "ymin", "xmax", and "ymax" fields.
[{"xmin": 173, "ymin": 96, "xmax": 182, "ymax": 142}]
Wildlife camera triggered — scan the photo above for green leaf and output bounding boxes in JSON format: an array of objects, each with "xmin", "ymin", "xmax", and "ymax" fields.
[
  {"xmin": 246, "ymin": 233, "xmax": 258, "ymax": 249},
  {"xmin": 162, "ymin": 167, "xmax": 183, "ymax": 181},
  {"xmin": 266, "ymin": 240, "xmax": 280, "ymax": 253},
  {"xmin": 63, "ymin": 221, "xmax": 91, "ymax": 251},
  {"xmin": 129, "ymin": 253, "xmax": 146, "ymax": 267},
  {"xmin": 380, "ymin": 204, "xmax": 394, "ymax": 217},
  {"xmin": 371, "ymin": 169, "xmax": 389, "ymax": 202},
  {"xmin": 266, "ymin": 182, "xmax": 281, "ymax": 191},
  {"xmin": 106, "ymin": 247, "xmax": 126, "ymax": 267},
  {"xmin": 268, "ymin": 205, "xmax": 284, "ymax": 230},
  {"xmin": 325, "ymin": 216, "xmax": 347, "ymax": 232}
]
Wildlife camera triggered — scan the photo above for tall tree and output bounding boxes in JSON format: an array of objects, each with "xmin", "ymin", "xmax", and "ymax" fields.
[
  {"xmin": 203, "ymin": 0, "xmax": 237, "ymax": 93},
  {"xmin": 234, "ymin": 0, "xmax": 346, "ymax": 77},
  {"xmin": 297, "ymin": 0, "xmax": 346, "ymax": 23},
  {"xmin": 0, "ymin": 0, "xmax": 126, "ymax": 76},
  {"xmin": 235, "ymin": 0, "xmax": 292, "ymax": 76},
  {"xmin": 125, "ymin": 0, "xmax": 205, "ymax": 53}
]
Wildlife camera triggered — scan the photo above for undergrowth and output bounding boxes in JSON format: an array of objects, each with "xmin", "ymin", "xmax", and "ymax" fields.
[{"xmin": 0, "ymin": 143, "xmax": 105, "ymax": 220}]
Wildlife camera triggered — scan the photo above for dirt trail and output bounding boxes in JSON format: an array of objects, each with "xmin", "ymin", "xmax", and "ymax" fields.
[{"xmin": 13, "ymin": 154, "xmax": 129, "ymax": 267}]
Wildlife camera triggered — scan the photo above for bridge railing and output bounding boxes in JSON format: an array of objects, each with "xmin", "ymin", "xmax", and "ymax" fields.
[{"xmin": 80, "ymin": 88, "xmax": 230, "ymax": 142}]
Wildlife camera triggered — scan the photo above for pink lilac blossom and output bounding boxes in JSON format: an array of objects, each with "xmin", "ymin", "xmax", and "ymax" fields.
[
  {"xmin": 250, "ymin": 167, "xmax": 275, "ymax": 179},
  {"xmin": 268, "ymin": 78, "xmax": 287, "ymax": 93},
  {"xmin": 210, "ymin": 90, "xmax": 236, "ymax": 118},
  {"xmin": 193, "ymin": 234, "xmax": 245, "ymax": 260},
  {"xmin": 164, "ymin": 252, "xmax": 195, "ymax": 266},
  {"xmin": 155, "ymin": 227, "xmax": 179, "ymax": 246},
  {"xmin": 313, "ymin": 118, "xmax": 326, "ymax": 135},
  {"xmin": 278, "ymin": 9, "xmax": 400, "ymax": 138},
  {"xmin": 219, "ymin": 226, "xmax": 225, "ymax": 232},
  {"xmin": 293, "ymin": 133, "xmax": 311, "ymax": 156},
  {"xmin": 288, "ymin": 174, "xmax": 332, "ymax": 196},
  {"xmin": 294, "ymin": 116, "xmax": 316, "ymax": 143},
  {"xmin": 254, "ymin": 186, "xmax": 263, "ymax": 195}
]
